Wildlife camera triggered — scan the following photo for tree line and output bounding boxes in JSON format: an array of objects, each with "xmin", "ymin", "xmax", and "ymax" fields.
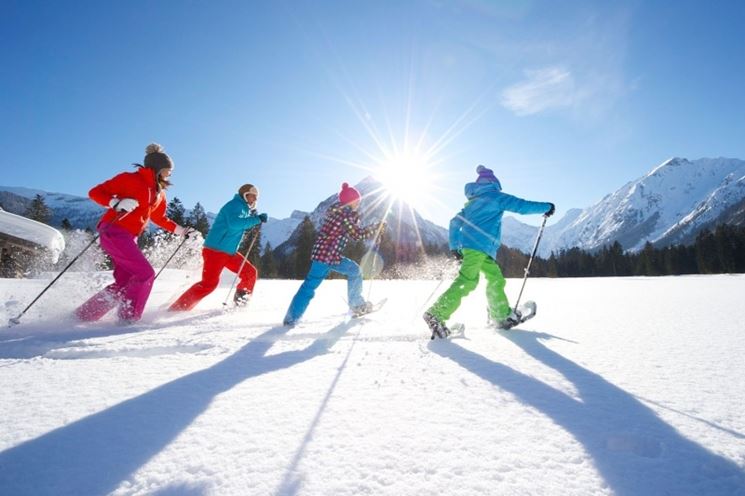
[
  {"xmin": 496, "ymin": 224, "xmax": 745, "ymax": 278},
  {"xmin": 11, "ymin": 195, "xmax": 745, "ymax": 278}
]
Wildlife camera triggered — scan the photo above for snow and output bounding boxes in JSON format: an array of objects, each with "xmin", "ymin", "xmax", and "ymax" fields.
[
  {"xmin": 262, "ymin": 212, "xmax": 306, "ymax": 252},
  {"xmin": 0, "ymin": 185, "xmax": 106, "ymax": 230},
  {"xmin": 1, "ymin": 273, "xmax": 744, "ymax": 495},
  {"xmin": 0, "ymin": 210, "xmax": 65, "ymax": 262},
  {"xmin": 504, "ymin": 157, "xmax": 745, "ymax": 255}
]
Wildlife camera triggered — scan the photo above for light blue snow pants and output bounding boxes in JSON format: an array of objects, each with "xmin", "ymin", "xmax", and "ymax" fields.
[{"xmin": 284, "ymin": 258, "xmax": 364, "ymax": 324}]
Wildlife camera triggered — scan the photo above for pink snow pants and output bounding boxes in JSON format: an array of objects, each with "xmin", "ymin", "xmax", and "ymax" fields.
[{"xmin": 75, "ymin": 222, "xmax": 155, "ymax": 322}]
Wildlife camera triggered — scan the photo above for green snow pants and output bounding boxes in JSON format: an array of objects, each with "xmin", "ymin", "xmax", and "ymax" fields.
[{"xmin": 427, "ymin": 248, "xmax": 510, "ymax": 323}]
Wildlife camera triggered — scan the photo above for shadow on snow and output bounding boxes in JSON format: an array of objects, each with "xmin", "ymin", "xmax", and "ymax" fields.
[
  {"xmin": 430, "ymin": 329, "xmax": 745, "ymax": 496},
  {"xmin": 0, "ymin": 319, "xmax": 358, "ymax": 495}
]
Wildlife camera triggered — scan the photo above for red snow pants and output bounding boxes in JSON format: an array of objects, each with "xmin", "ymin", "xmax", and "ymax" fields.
[{"xmin": 169, "ymin": 247, "xmax": 257, "ymax": 311}]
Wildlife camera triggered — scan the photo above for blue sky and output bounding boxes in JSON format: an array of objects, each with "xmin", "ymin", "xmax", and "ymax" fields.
[{"xmin": 1, "ymin": 0, "xmax": 744, "ymax": 227}]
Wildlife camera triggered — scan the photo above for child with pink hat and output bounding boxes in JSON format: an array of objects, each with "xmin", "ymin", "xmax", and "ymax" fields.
[{"xmin": 283, "ymin": 182, "xmax": 384, "ymax": 326}]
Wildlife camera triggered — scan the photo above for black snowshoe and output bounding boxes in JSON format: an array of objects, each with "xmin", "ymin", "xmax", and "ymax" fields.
[
  {"xmin": 423, "ymin": 312, "xmax": 451, "ymax": 340},
  {"xmin": 233, "ymin": 289, "xmax": 251, "ymax": 307},
  {"xmin": 490, "ymin": 301, "xmax": 537, "ymax": 330}
]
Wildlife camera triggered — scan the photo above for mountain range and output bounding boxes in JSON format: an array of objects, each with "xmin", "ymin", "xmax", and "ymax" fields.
[
  {"xmin": 502, "ymin": 157, "xmax": 745, "ymax": 256},
  {"xmin": 273, "ymin": 176, "xmax": 448, "ymax": 258},
  {"xmin": 2, "ymin": 156, "xmax": 744, "ymax": 257}
]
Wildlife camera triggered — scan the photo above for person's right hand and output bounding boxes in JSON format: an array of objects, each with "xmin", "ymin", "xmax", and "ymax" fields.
[
  {"xmin": 545, "ymin": 203, "xmax": 555, "ymax": 217},
  {"xmin": 258, "ymin": 213, "xmax": 268, "ymax": 223},
  {"xmin": 110, "ymin": 198, "xmax": 139, "ymax": 213}
]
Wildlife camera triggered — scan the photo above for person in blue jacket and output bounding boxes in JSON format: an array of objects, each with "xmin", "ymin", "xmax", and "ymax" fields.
[
  {"xmin": 170, "ymin": 184, "xmax": 268, "ymax": 310},
  {"xmin": 424, "ymin": 165, "xmax": 554, "ymax": 338}
]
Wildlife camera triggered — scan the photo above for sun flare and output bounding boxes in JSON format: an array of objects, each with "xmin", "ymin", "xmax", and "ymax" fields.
[{"xmin": 375, "ymin": 151, "xmax": 434, "ymax": 210}]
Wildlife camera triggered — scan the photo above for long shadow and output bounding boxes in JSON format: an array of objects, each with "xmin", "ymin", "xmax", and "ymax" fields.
[
  {"xmin": 275, "ymin": 323, "xmax": 364, "ymax": 496},
  {"xmin": 430, "ymin": 330, "xmax": 745, "ymax": 495},
  {"xmin": 0, "ymin": 309, "xmax": 232, "ymax": 360},
  {"xmin": 0, "ymin": 320, "xmax": 358, "ymax": 495}
]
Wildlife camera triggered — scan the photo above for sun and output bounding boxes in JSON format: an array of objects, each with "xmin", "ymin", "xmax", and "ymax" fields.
[{"xmin": 375, "ymin": 150, "xmax": 434, "ymax": 211}]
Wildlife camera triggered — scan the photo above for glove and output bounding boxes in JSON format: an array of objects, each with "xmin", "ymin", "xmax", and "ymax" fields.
[
  {"xmin": 174, "ymin": 225, "xmax": 197, "ymax": 238},
  {"xmin": 545, "ymin": 203, "xmax": 555, "ymax": 217},
  {"xmin": 257, "ymin": 213, "xmax": 268, "ymax": 224},
  {"xmin": 110, "ymin": 198, "xmax": 139, "ymax": 212},
  {"xmin": 450, "ymin": 249, "xmax": 463, "ymax": 261}
]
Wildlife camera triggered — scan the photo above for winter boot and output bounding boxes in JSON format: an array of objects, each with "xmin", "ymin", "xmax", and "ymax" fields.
[
  {"xmin": 351, "ymin": 301, "xmax": 374, "ymax": 317},
  {"xmin": 494, "ymin": 309, "xmax": 522, "ymax": 330},
  {"xmin": 234, "ymin": 289, "xmax": 251, "ymax": 307},
  {"xmin": 423, "ymin": 312, "xmax": 450, "ymax": 339}
]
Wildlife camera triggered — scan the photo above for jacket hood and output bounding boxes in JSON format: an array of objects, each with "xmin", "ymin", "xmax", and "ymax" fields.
[{"xmin": 464, "ymin": 181, "xmax": 502, "ymax": 199}]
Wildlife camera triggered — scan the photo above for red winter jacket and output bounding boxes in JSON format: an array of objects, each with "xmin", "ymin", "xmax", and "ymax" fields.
[{"xmin": 89, "ymin": 167, "xmax": 178, "ymax": 236}]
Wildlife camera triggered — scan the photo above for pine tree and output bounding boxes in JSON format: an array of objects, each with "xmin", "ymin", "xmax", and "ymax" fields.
[
  {"xmin": 344, "ymin": 239, "xmax": 366, "ymax": 261},
  {"xmin": 695, "ymin": 230, "xmax": 720, "ymax": 274},
  {"xmin": 260, "ymin": 242, "xmax": 278, "ymax": 278},
  {"xmin": 187, "ymin": 202, "xmax": 211, "ymax": 236},
  {"xmin": 25, "ymin": 194, "xmax": 52, "ymax": 224},
  {"xmin": 635, "ymin": 242, "xmax": 660, "ymax": 275},
  {"xmin": 294, "ymin": 216, "xmax": 316, "ymax": 278},
  {"xmin": 166, "ymin": 197, "xmax": 187, "ymax": 226},
  {"xmin": 247, "ymin": 229, "xmax": 262, "ymax": 270}
]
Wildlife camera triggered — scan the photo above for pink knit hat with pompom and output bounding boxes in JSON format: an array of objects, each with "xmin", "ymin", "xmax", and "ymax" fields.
[{"xmin": 338, "ymin": 182, "xmax": 361, "ymax": 205}]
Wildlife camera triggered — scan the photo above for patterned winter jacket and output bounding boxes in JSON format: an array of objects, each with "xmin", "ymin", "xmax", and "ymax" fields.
[{"xmin": 311, "ymin": 203, "xmax": 378, "ymax": 265}]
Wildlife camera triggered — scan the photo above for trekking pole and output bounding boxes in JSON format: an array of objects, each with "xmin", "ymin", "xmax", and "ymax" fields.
[
  {"xmin": 223, "ymin": 226, "xmax": 261, "ymax": 307},
  {"xmin": 7, "ymin": 210, "xmax": 128, "ymax": 328},
  {"xmin": 153, "ymin": 232, "xmax": 193, "ymax": 282},
  {"xmin": 512, "ymin": 214, "xmax": 548, "ymax": 313}
]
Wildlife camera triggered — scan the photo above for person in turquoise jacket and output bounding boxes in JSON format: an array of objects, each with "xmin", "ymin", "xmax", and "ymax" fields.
[
  {"xmin": 424, "ymin": 165, "xmax": 554, "ymax": 337},
  {"xmin": 170, "ymin": 184, "xmax": 268, "ymax": 310}
]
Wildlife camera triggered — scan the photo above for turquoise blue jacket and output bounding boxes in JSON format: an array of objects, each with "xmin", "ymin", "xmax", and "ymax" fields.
[
  {"xmin": 449, "ymin": 182, "xmax": 551, "ymax": 257},
  {"xmin": 204, "ymin": 194, "xmax": 261, "ymax": 254}
]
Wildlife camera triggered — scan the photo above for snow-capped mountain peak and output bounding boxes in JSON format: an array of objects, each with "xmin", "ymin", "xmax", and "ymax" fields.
[{"xmin": 505, "ymin": 157, "xmax": 745, "ymax": 256}]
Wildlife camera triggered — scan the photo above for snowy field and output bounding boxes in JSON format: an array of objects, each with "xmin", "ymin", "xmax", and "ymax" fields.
[{"xmin": 1, "ymin": 272, "xmax": 745, "ymax": 495}]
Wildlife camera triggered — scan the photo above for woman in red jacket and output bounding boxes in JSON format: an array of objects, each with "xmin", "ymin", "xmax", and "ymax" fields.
[{"xmin": 75, "ymin": 143, "xmax": 190, "ymax": 323}]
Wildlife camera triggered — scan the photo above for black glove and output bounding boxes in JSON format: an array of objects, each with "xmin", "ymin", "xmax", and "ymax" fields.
[
  {"xmin": 258, "ymin": 213, "xmax": 268, "ymax": 223},
  {"xmin": 450, "ymin": 249, "xmax": 463, "ymax": 261},
  {"xmin": 545, "ymin": 203, "xmax": 555, "ymax": 217}
]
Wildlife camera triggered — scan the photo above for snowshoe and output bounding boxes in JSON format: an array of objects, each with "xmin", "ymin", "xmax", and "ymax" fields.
[
  {"xmin": 423, "ymin": 312, "xmax": 451, "ymax": 340},
  {"xmin": 351, "ymin": 298, "xmax": 387, "ymax": 318},
  {"xmin": 493, "ymin": 301, "xmax": 537, "ymax": 330},
  {"xmin": 233, "ymin": 289, "xmax": 251, "ymax": 307}
]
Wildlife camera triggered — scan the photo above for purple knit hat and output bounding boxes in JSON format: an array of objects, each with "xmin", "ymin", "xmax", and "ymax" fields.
[
  {"xmin": 476, "ymin": 165, "xmax": 500, "ymax": 186},
  {"xmin": 338, "ymin": 182, "xmax": 361, "ymax": 205}
]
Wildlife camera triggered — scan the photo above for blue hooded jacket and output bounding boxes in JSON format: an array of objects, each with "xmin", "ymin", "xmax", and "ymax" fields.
[
  {"xmin": 203, "ymin": 194, "xmax": 261, "ymax": 254},
  {"xmin": 449, "ymin": 182, "xmax": 551, "ymax": 258}
]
